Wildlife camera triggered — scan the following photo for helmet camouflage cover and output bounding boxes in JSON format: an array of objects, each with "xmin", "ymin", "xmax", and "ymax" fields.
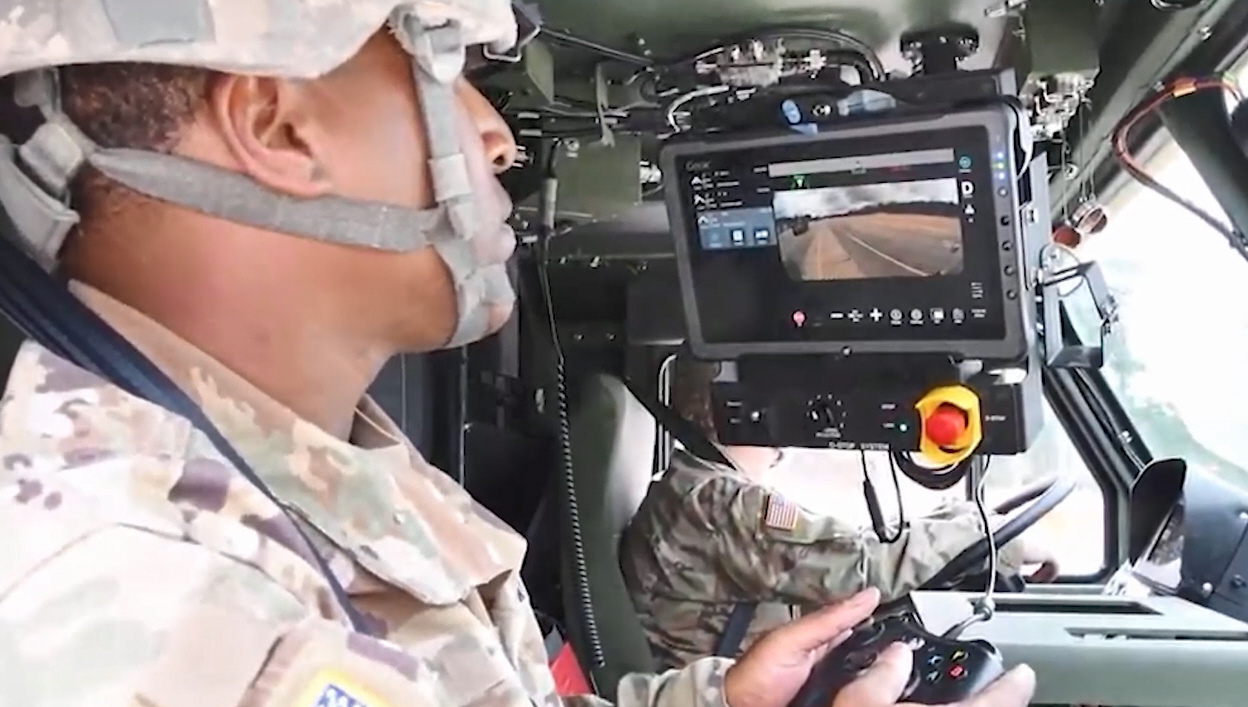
[
  {"xmin": 0, "ymin": 0, "xmax": 520, "ymax": 79},
  {"xmin": 0, "ymin": 0, "xmax": 539, "ymax": 348}
]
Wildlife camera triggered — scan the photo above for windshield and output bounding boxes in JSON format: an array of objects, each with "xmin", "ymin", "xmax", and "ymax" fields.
[
  {"xmin": 1072, "ymin": 151, "xmax": 1248, "ymax": 481},
  {"xmin": 1069, "ymin": 58, "xmax": 1248, "ymax": 489}
]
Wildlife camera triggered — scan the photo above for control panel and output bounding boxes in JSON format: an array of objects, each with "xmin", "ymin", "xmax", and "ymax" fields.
[{"xmin": 711, "ymin": 375, "xmax": 1040, "ymax": 456}]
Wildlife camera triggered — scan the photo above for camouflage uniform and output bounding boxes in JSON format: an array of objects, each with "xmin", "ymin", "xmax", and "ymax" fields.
[
  {"xmin": 0, "ymin": 1, "xmax": 733, "ymax": 705},
  {"xmin": 620, "ymin": 450, "xmax": 1028, "ymax": 669},
  {"xmin": 0, "ymin": 284, "xmax": 731, "ymax": 706}
]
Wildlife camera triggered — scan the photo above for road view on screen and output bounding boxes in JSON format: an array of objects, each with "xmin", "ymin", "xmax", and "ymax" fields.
[{"xmin": 773, "ymin": 178, "xmax": 965, "ymax": 281}]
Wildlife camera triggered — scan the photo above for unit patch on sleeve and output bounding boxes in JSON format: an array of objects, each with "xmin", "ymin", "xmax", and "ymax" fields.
[
  {"xmin": 299, "ymin": 670, "xmax": 390, "ymax": 707},
  {"xmin": 763, "ymin": 493, "xmax": 800, "ymax": 531}
]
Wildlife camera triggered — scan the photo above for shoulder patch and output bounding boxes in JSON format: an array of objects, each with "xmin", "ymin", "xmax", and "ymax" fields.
[
  {"xmin": 300, "ymin": 670, "xmax": 391, "ymax": 707},
  {"xmin": 763, "ymin": 494, "xmax": 800, "ymax": 531}
]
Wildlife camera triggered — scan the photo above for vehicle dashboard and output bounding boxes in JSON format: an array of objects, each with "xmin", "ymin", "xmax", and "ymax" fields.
[
  {"xmin": 911, "ymin": 590, "xmax": 1248, "ymax": 706},
  {"xmin": 902, "ymin": 457, "xmax": 1248, "ymax": 706}
]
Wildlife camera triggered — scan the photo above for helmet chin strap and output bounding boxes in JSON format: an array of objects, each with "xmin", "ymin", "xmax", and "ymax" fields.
[
  {"xmin": 399, "ymin": 12, "xmax": 515, "ymax": 347},
  {"xmin": 1, "ymin": 15, "xmax": 514, "ymax": 351}
]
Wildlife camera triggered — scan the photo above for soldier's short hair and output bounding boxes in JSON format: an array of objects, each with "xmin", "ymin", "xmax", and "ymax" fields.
[
  {"xmin": 669, "ymin": 354, "xmax": 720, "ymax": 445},
  {"xmin": 0, "ymin": 64, "xmax": 211, "ymax": 219}
]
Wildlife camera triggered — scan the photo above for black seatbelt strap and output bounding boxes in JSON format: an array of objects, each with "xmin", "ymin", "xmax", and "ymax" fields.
[
  {"xmin": 0, "ymin": 216, "xmax": 372, "ymax": 636},
  {"xmin": 618, "ymin": 379, "xmax": 731, "ymax": 468},
  {"xmin": 713, "ymin": 602, "xmax": 757, "ymax": 657}
]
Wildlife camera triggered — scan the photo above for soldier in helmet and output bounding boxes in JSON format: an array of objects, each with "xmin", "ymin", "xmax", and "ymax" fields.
[{"xmin": 0, "ymin": 2, "xmax": 1034, "ymax": 706}]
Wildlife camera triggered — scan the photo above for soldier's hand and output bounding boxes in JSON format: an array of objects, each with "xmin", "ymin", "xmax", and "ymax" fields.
[
  {"xmin": 834, "ymin": 643, "xmax": 1036, "ymax": 707},
  {"xmin": 724, "ymin": 588, "xmax": 881, "ymax": 707},
  {"xmin": 1017, "ymin": 534, "xmax": 1061, "ymax": 584}
]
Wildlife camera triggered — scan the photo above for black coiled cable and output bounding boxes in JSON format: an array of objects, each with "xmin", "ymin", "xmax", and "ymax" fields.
[
  {"xmin": 890, "ymin": 449, "xmax": 975, "ymax": 490},
  {"xmin": 535, "ymin": 140, "xmax": 605, "ymax": 671}
]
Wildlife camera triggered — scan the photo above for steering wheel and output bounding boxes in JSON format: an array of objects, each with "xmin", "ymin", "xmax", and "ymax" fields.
[{"xmin": 919, "ymin": 475, "xmax": 1077, "ymax": 589}]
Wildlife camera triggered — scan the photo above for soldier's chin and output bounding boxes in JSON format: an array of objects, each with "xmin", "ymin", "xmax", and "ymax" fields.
[
  {"xmin": 482, "ymin": 300, "xmax": 516, "ymax": 337},
  {"xmin": 482, "ymin": 224, "xmax": 518, "ymax": 265}
]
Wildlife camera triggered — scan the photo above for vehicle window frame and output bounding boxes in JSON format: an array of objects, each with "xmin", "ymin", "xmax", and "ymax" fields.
[{"xmin": 979, "ymin": 383, "xmax": 1123, "ymax": 584}]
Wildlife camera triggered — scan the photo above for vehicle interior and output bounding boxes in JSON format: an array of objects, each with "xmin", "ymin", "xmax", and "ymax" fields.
[{"xmin": 5, "ymin": 0, "xmax": 1248, "ymax": 705}]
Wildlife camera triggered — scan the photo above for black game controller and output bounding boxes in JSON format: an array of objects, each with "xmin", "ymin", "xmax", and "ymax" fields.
[{"xmin": 789, "ymin": 613, "xmax": 1005, "ymax": 706}]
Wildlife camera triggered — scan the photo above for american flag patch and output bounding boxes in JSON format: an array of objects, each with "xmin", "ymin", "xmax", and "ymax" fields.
[{"xmin": 764, "ymin": 494, "xmax": 800, "ymax": 531}]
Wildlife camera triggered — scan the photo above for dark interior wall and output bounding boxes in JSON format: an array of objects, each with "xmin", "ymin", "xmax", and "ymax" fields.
[
  {"xmin": 368, "ymin": 353, "xmax": 435, "ymax": 458},
  {"xmin": 0, "ymin": 320, "xmax": 21, "ymax": 383}
]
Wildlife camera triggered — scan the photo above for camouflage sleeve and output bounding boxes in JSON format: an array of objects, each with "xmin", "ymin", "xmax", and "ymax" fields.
[
  {"xmin": 562, "ymin": 658, "xmax": 733, "ymax": 707},
  {"xmin": 925, "ymin": 500, "xmax": 1030, "ymax": 574},
  {"xmin": 0, "ymin": 477, "xmax": 486, "ymax": 707},
  {"xmin": 699, "ymin": 480, "xmax": 1027, "ymax": 604},
  {"xmin": 0, "ymin": 507, "xmax": 305, "ymax": 704}
]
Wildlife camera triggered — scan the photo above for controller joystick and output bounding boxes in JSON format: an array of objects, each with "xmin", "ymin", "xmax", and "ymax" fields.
[{"xmin": 789, "ymin": 613, "xmax": 1005, "ymax": 707}]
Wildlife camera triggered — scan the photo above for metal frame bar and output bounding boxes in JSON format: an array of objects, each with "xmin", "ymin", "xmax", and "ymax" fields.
[{"xmin": 1050, "ymin": 0, "xmax": 1243, "ymax": 215}]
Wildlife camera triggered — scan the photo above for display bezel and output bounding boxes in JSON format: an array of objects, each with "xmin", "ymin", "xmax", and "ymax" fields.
[{"xmin": 662, "ymin": 106, "xmax": 1032, "ymax": 361}]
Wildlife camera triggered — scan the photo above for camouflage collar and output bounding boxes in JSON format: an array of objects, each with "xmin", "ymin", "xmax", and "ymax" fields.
[
  {"xmin": 57, "ymin": 282, "xmax": 527, "ymax": 605},
  {"xmin": 671, "ymin": 448, "xmax": 745, "ymax": 479}
]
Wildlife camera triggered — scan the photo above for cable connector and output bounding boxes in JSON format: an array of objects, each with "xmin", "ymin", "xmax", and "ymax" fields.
[
  {"xmin": 1169, "ymin": 77, "xmax": 1199, "ymax": 99},
  {"xmin": 943, "ymin": 459, "xmax": 998, "ymax": 639}
]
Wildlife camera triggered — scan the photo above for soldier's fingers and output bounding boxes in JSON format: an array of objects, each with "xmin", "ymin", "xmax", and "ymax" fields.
[
  {"xmin": 956, "ymin": 665, "xmax": 1036, "ymax": 707},
  {"xmin": 778, "ymin": 588, "xmax": 880, "ymax": 652},
  {"xmin": 832, "ymin": 643, "xmax": 913, "ymax": 707},
  {"xmin": 809, "ymin": 629, "xmax": 854, "ymax": 663}
]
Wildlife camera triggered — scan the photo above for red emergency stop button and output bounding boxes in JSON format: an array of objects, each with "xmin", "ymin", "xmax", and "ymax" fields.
[
  {"xmin": 915, "ymin": 385, "xmax": 982, "ymax": 465},
  {"xmin": 925, "ymin": 403, "xmax": 968, "ymax": 448}
]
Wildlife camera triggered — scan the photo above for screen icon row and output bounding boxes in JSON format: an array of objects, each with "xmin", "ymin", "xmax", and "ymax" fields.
[
  {"xmin": 889, "ymin": 308, "xmax": 967, "ymax": 326},
  {"xmin": 702, "ymin": 226, "xmax": 773, "ymax": 249},
  {"xmin": 791, "ymin": 307, "xmax": 976, "ymax": 328}
]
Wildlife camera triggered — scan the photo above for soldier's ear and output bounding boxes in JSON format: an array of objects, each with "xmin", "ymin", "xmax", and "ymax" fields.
[{"xmin": 207, "ymin": 73, "xmax": 334, "ymax": 199}]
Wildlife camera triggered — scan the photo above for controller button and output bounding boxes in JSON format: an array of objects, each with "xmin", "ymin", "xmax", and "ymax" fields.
[
  {"xmin": 951, "ymin": 649, "xmax": 968, "ymax": 662},
  {"xmin": 904, "ymin": 636, "xmax": 927, "ymax": 650},
  {"xmin": 855, "ymin": 619, "xmax": 886, "ymax": 642},
  {"xmin": 845, "ymin": 650, "xmax": 877, "ymax": 670},
  {"xmin": 925, "ymin": 653, "xmax": 944, "ymax": 667},
  {"xmin": 949, "ymin": 664, "xmax": 967, "ymax": 681},
  {"xmin": 925, "ymin": 670, "xmax": 942, "ymax": 684}
]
